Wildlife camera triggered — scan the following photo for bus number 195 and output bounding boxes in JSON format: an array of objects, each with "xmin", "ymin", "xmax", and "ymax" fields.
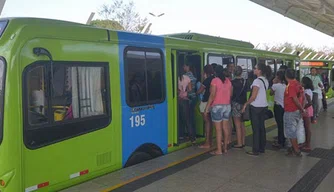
[{"xmin": 129, "ymin": 115, "xmax": 146, "ymax": 127}]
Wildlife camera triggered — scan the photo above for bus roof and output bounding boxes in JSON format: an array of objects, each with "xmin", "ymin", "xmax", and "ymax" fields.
[
  {"xmin": 164, "ymin": 33, "xmax": 255, "ymax": 49},
  {"xmin": 0, "ymin": 17, "xmax": 299, "ymax": 60}
]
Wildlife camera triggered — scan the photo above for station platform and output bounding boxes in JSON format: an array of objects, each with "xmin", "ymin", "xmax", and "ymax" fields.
[{"xmin": 62, "ymin": 99, "xmax": 334, "ymax": 192}]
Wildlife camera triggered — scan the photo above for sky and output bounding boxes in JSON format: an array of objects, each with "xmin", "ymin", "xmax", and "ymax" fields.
[{"xmin": 1, "ymin": 0, "xmax": 334, "ymax": 50}]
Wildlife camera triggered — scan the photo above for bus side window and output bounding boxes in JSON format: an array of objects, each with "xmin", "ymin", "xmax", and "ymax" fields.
[
  {"xmin": 52, "ymin": 65, "xmax": 107, "ymax": 121},
  {"xmin": 237, "ymin": 57, "xmax": 255, "ymax": 89},
  {"xmin": 207, "ymin": 54, "xmax": 234, "ymax": 69},
  {"xmin": 125, "ymin": 48, "xmax": 165, "ymax": 107},
  {"xmin": 27, "ymin": 65, "xmax": 49, "ymax": 125}
]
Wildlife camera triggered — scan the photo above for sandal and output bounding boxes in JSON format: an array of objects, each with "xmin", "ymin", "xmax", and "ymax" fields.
[
  {"xmin": 210, "ymin": 151, "xmax": 223, "ymax": 156},
  {"xmin": 233, "ymin": 145, "xmax": 244, "ymax": 149},
  {"xmin": 302, "ymin": 146, "xmax": 311, "ymax": 152},
  {"xmin": 198, "ymin": 145, "xmax": 211, "ymax": 149}
]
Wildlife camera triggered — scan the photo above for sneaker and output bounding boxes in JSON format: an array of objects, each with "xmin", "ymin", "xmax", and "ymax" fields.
[{"xmin": 294, "ymin": 151, "xmax": 302, "ymax": 157}]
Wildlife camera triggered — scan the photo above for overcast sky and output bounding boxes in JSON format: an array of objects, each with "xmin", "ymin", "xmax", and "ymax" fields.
[{"xmin": 2, "ymin": 0, "xmax": 334, "ymax": 50}]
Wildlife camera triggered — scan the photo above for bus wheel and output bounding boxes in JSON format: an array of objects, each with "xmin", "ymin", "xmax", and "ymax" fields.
[{"xmin": 124, "ymin": 151, "xmax": 153, "ymax": 168}]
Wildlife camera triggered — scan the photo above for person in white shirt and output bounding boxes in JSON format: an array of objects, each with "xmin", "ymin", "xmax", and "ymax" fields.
[
  {"xmin": 305, "ymin": 67, "xmax": 324, "ymax": 123},
  {"xmin": 242, "ymin": 63, "xmax": 272, "ymax": 156},
  {"xmin": 270, "ymin": 71, "xmax": 287, "ymax": 149}
]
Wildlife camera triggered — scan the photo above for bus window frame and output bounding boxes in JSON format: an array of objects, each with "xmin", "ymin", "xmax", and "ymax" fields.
[
  {"xmin": 124, "ymin": 46, "xmax": 166, "ymax": 108},
  {"xmin": 207, "ymin": 53, "xmax": 234, "ymax": 67},
  {"xmin": 236, "ymin": 56, "xmax": 256, "ymax": 67},
  {"xmin": 22, "ymin": 61, "xmax": 111, "ymax": 150},
  {"xmin": 236, "ymin": 56, "xmax": 256, "ymax": 84},
  {"xmin": 259, "ymin": 57, "xmax": 276, "ymax": 73},
  {"xmin": 0, "ymin": 57, "xmax": 6, "ymax": 145}
]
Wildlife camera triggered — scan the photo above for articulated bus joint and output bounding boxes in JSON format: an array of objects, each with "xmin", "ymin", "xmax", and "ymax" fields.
[{"xmin": 0, "ymin": 170, "xmax": 15, "ymax": 191}]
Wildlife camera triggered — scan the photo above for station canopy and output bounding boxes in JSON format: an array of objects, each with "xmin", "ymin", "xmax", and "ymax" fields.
[{"xmin": 250, "ymin": 0, "xmax": 334, "ymax": 37}]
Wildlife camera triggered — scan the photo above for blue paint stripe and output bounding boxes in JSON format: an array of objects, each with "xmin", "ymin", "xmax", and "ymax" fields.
[{"xmin": 117, "ymin": 31, "xmax": 168, "ymax": 166}]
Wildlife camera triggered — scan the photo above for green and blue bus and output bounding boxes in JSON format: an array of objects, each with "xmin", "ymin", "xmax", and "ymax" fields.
[{"xmin": 0, "ymin": 18, "xmax": 299, "ymax": 192}]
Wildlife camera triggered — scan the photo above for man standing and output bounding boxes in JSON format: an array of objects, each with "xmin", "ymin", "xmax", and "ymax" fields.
[
  {"xmin": 284, "ymin": 69, "xmax": 304, "ymax": 157},
  {"xmin": 317, "ymin": 70, "xmax": 328, "ymax": 112},
  {"xmin": 305, "ymin": 67, "xmax": 324, "ymax": 123}
]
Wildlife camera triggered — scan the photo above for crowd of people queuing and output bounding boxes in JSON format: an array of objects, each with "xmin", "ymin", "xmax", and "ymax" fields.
[{"xmin": 178, "ymin": 61, "xmax": 327, "ymax": 157}]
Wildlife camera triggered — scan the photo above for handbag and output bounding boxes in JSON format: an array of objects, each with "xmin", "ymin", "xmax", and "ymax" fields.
[
  {"xmin": 242, "ymin": 104, "xmax": 251, "ymax": 121},
  {"xmin": 241, "ymin": 79, "xmax": 251, "ymax": 121},
  {"xmin": 258, "ymin": 78, "xmax": 274, "ymax": 120}
]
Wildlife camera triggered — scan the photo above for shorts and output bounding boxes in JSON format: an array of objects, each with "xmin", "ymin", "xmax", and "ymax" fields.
[
  {"xmin": 232, "ymin": 101, "xmax": 243, "ymax": 117},
  {"xmin": 283, "ymin": 110, "xmax": 302, "ymax": 139},
  {"xmin": 199, "ymin": 101, "xmax": 207, "ymax": 113},
  {"xmin": 303, "ymin": 106, "xmax": 313, "ymax": 118},
  {"xmin": 210, "ymin": 104, "xmax": 231, "ymax": 122}
]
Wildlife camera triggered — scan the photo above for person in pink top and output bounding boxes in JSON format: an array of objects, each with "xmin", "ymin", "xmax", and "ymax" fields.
[
  {"xmin": 178, "ymin": 69, "xmax": 192, "ymax": 140},
  {"xmin": 205, "ymin": 65, "xmax": 233, "ymax": 155}
]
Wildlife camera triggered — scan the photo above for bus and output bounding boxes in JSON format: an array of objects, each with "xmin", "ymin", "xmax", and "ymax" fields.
[
  {"xmin": 0, "ymin": 18, "xmax": 299, "ymax": 192},
  {"xmin": 298, "ymin": 59, "xmax": 334, "ymax": 98}
]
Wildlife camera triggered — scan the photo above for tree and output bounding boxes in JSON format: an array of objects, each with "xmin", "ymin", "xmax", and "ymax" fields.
[
  {"xmin": 96, "ymin": 0, "xmax": 148, "ymax": 32},
  {"xmin": 91, "ymin": 19, "xmax": 124, "ymax": 31}
]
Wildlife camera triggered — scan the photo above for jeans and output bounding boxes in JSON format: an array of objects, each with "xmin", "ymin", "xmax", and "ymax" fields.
[
  {"xmin": 274, "ymin": 104, "xmax": 285, "ymax": 146},
  {"xmin": 188, "ymin": 97, "xmax": 197, "ymax": 140},
  {"xmin": 312, "ymin": 92, "xmax": 318, "ymax": 121},
  {"xmin": 178, "ymin": 99, "xmax": 190, "ymax": 138},
  {"xmin": 250, "ymin": 105, "xmax": 267, "ymax": 153}
]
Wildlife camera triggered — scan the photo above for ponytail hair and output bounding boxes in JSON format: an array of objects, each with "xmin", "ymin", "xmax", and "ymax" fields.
[
  {"xmin": 257, "ymin": 63, "xmax": 272, "ymax": 80},
  {"xmin": 214, "ymin": 65, "xmax": 226, "ymax": 83},
  {"xmin": 276, "ymin": 71, "xmax": 287, "ymax": 85}
]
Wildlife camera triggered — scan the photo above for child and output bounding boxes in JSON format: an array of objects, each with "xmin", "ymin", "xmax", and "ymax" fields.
[{"xmin": 301, "ymin": 76, "xmax": 314, "ymax": 151}]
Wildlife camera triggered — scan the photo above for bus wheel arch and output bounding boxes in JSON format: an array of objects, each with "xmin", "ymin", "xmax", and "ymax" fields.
[{"xmin": 124, "ymin": 143, "xmax": 163, "ymax": 168}]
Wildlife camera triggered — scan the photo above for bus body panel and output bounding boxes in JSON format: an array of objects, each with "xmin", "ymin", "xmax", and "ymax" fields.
[
  {"xmin": 19, "ymin": 35, "xmax": 122, "ymax": 191},
  {"xmin": 117, "ymin": 32, "xmax": 168, "ymax": 166}
]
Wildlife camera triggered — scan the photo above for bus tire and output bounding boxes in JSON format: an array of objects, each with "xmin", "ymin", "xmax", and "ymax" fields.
[{"xmin": 124, "ymin": 151, "xmax": 153, "ymax": 168}]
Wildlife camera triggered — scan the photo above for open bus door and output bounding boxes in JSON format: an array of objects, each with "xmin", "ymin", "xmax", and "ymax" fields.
[{"xmin": 171, "ymin": 50, "xmax": 204, "ymax": 146}]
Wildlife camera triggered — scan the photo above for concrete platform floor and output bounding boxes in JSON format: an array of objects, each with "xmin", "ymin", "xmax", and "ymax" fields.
[{"xmin": 62, "ymin": 100, "xmax": 334, "ymax": 192}]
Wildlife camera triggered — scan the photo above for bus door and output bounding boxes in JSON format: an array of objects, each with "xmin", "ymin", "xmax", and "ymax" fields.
[
  {"xmin": 276, "ymin": 59, "xmax": 283, "ymax": 71},
  {"xmin": 120, "ymin": 45, "xmax": 168, "ymax": 166},
  {"xmin": 171, "ymin": 50, "xmax": 204, "ymax": 145},
  {"xmin": 285, "ymin": 59, "xmax": 294, "ymax": 69}
]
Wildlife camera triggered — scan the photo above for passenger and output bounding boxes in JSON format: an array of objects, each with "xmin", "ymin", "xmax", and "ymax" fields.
[
  {"xmin": 301, "ymin": 76, "xmax": 314, "ymax": 151},
  {"xmin": 223, "ymin": 68, "xmax": 233, "ymax": 144},
  {"xmin": 270, "ymin": 71, "xmax": 287, "ymax": 149},
  {"xmin": 319, "ymin": 71, "xmax": 328, "ymax": 112},
  {"xmin": 183, "ymin": 62, "xmax": 197, "ymax": 143},
  {"xmin": 227, "ymin": 63, "xmax": 235, "ymax": 80},
  {"xmin": 197, "ymin": 64, "xmax": 215, "ymax": 148},
  {"xmin": 284, "ymin": 69, "xmax": 304, "ymax": 157},
  {"xmin": 242, "ymin": 63, "xmax": 271, "ymax": 156},
  {"xmin": 129, "ymin": 73, "xmax": 145, "ymax": 103},
  {"xmin": 305, "ymin": 67, "xmax": 324, "ymax": 123},
  {"xmin": 205, "ymin": 65, "xmax": 232, "ymax": 155},
  {"xmin": 231, "ymin": 66, "xmax": 247, "ymax": 148},
  {"xmin": 178, "ymin": 69, "xmax": 192, "ymax": 141},
  {"xmin": 279, "ymin": 65, "xmax": 288, "ymax": 72},
  {"xmin": 211, "ymin": 63, "xmax": 218, "ymax": 71}
]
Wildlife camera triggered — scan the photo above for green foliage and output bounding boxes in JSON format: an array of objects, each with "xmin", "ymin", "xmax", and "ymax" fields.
[
  {"xmin": 97, "ymin": 0, "xmax": 148, "ymax": 32},
  {"xmin": 90, "ymin": 19, "xmax": 124, "ymax": 30}
]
